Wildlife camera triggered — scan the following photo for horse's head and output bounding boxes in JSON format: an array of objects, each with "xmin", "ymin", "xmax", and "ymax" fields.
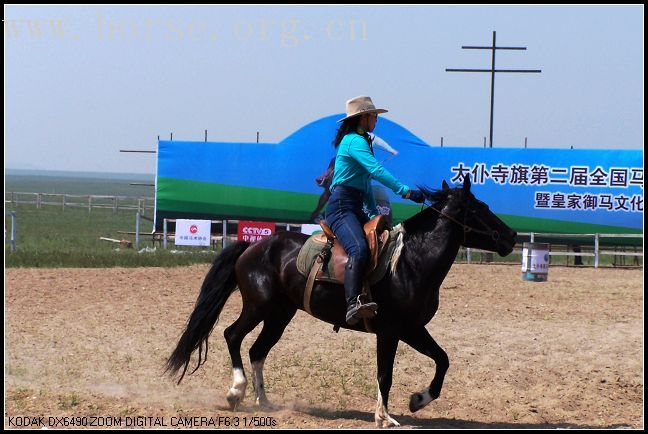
[{"xmin": 438, "ymin": 176, "xmax": 517, "ymax": 256}]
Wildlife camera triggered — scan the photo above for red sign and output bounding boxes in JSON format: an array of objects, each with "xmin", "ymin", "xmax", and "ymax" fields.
[{"xmin": 237, "ymin": 221, "xmax": 276, "ymax": 243}]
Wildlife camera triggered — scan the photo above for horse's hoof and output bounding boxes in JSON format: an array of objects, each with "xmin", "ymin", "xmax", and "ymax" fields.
[
  {"xmin": 409, "ymin": 392, "xmax": 425, "ymax": 413},
  {"xmin": 375, "ymin": 415, "xmax": 401, "ymax": 428},
  {"xmin": 226, "ymin": 389, "xmax": 244, "ymax": 410},
  {"xmin": 226, "ymin": 395, "xmax": 239, "ymax": 410}
]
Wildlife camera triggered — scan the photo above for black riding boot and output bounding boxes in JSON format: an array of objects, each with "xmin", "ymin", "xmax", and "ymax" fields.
[{"xmin": 344, "ymin": 256, "xmax": 378, "ymax": 325}]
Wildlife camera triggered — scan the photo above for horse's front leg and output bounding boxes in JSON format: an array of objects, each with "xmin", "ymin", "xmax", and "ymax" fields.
[
  {"xmin": 375, "ymin": 333, "xmax": 401, "ymax": 428},
  {"xmin": 401, "ymin": 326, "xmax": 449, "ymax": 412}
]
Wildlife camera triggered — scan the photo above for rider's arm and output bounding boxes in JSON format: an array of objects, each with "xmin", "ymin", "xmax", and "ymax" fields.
[{"xmin": 347, "ymin": 136, "xmax": 409, "ymax": 197}]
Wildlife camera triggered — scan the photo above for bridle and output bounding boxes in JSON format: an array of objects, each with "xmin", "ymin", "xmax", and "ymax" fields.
[{"xmin": 423, "ymin": 197, "xmax": 501, "ymax": 244}]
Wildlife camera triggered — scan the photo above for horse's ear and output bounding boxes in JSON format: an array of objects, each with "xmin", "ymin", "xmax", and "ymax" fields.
[
  {"xmin": 463, "ymin": 174, "xmax": 471, "ymax": 191},
  {"xmin": 442, "ymin": 180, "xmax": 449, "ymax": 189}
]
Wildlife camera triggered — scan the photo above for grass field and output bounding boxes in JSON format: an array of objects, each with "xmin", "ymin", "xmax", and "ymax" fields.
[
  {"xmin": 5, "ymin": 171, "xmax": 215, "ymax": 268},
  {"xmin": 4, "ymin": 204, "xmax": 217, "ymax": 267}
]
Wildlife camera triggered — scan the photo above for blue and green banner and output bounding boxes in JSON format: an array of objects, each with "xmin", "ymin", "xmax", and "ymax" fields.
[
  {"xmin": 415, "ymin": 147, "xmax": 643, "ymax": 235},
  {"xmin": 155, "ymin": 114, "xmax": 643, "ymax": 239}
]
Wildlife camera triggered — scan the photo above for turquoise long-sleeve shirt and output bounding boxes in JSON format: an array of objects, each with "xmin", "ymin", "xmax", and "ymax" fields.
[{"xmin": 330, "ymin": 131, "xmax": 410, "ymax": 218}]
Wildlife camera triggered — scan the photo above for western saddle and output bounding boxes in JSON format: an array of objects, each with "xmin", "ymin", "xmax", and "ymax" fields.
[{"xmin": 303, "ymin": 215, "xmax": 391, "ymax": 320}]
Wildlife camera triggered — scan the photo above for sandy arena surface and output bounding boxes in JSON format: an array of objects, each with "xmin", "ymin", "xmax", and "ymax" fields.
[{"xmin": 4, "ymin": 263, "xmax": 644, "ymax": 429}]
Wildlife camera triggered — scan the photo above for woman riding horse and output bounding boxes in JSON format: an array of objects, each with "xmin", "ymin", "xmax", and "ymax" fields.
[{"xmin": 327, "ymin": 95, "xmax": 425, "ymax": 325}]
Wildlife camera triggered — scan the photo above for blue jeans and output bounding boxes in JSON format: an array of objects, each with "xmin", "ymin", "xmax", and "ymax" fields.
[{"xmin": 324, "ymin": 185, "xmax": 369, "ymax": 265}]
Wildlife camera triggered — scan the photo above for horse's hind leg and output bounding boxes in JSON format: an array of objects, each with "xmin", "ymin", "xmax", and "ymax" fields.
[
  {"xmin": 223, "ymin": 306, "xmax": 265, "ymax": 410},
  {"xmin": 249, "ymin": 302, "xmax": 296, "ymax": 408},
  {"xmin": 401, "ymin": 326, "xmax": 449, "ymax": 413}
]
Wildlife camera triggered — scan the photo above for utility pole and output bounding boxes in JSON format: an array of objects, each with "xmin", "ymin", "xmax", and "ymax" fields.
[{"xmin": 446, "ymin": 31, "xmax": 541, "ymax": 148}]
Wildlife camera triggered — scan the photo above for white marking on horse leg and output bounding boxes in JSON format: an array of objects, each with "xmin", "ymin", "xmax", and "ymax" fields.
[
  {"xmin": 374, "ymin": 382, "xmax": 400, "ymax": 428},
  {"xmin": 226, "ymin": 367, "xmax": 247, "ymax": 410},
  {"xmin": 251, "ymin": 359, "xmax": 270, "ymax": 407}
]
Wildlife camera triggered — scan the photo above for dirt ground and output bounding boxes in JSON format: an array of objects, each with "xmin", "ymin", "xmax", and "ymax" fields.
[{"xmin": 4, "ymin": 263, "xmax": 644, "ymax": 429}]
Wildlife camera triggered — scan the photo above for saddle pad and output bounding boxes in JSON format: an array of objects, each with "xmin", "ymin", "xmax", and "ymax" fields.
[{"xmin": 296, "ymin": 228, "xmax": 400, "ymax": 286}]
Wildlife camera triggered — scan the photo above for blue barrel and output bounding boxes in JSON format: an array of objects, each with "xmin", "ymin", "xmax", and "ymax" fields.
[{"xmin": 521, "ymin": 242, "xmax": 550, "ymax": 282}]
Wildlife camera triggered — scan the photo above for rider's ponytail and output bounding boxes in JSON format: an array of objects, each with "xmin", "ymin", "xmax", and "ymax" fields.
[{"xmin": 333, "ymin": 116, "xmax": 361, "ymax": 148}]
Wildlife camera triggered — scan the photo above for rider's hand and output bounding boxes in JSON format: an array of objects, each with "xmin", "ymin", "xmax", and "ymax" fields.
[{"xmin": 406, "ymin": 189, "xmax": 425, "ymax": 204}]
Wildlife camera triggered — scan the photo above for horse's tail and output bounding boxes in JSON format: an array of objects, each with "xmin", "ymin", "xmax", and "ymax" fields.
[{"xmin": 165, "ymin": 241, "xmax": 250, "ymax": 384}]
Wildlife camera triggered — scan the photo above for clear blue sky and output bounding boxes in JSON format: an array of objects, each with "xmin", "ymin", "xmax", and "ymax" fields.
[{"xmin": 4, "ymin": 5, "xmax": 644, "ymax": 174}]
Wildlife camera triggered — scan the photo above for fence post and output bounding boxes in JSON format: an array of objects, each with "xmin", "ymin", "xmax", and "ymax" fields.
[
  {"xmin": 163, "ymin": 219, "xmax": 168, "ymax": 249},
  {"xmin": 223, "ymin": 220, "xmax": 228, "ymax": 249},
  {"xmin": 37, "ymin": 193, "xmax": 42, "ymax": 209},
  {"xmin": 135, "ymin": 212, "xmax": 140, "ymax": 250},
  {"xmin": 113, "ymin": 197, "xmax": 118, "ymax": 213},
  {"xmin": 9, "ymin": 211, "xmax": 17, "ymax": 252},
  {"xmin": 62, "ymin": 194, "xmax": 66, "ymax": 211},
  {"xmin": 88, "ymin": 196, "xmax": 92, "ymax": 213},
  {"xmin": 467, "ymin": 247, "xmax": 472, "ymax": 264},
  {"xmin": 594, "ymin": 233, "xmax": 600, "ymax": 268},
  {"xmin": 530, "ymin": 232, "xmax": 535, "ymax": 243}
]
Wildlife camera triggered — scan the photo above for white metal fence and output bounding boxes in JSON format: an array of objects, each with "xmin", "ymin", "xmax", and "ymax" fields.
[
  {"xmin": 463, "ymin": 232, "xmax": 643, "ymax": 268},
  {"xmin": 153, "ymin": 217, "xmax": 642, "ymax": 268},
  {"xmin": 5, "ymin": 205, "xmax": 642, "ymax": 268},
  {"xmin": 5, "ymin": 192, "xmax": 154, "ymax": 214}
]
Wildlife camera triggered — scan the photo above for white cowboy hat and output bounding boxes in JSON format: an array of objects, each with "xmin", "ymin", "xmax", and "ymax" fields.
[{"xmin": 337, "ymin": 95, "xmax": 388, "ymax": 122}]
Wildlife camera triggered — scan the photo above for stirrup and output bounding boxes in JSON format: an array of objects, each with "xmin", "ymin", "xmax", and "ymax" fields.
[
  {"xmin": 356, "ymin": 294, "xmax": 376, "ymax": 309},
  {"xmin": 345, "ymin": 296, "xmax": 378, "ymax": 325}
]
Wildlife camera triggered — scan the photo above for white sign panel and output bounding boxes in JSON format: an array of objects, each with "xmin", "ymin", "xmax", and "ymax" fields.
[
  {"xmin": 300, "ymin": 224, "xmax": 322, "ymax": 235},
  {"xmin": 175, "ymin": 219, "xmax": 211, "ymax": 246}
]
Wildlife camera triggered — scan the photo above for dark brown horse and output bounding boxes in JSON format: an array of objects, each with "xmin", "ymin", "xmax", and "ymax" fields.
[{"xmin": 166, "ymin": 176, "xmax": 516, "ymax": 427}]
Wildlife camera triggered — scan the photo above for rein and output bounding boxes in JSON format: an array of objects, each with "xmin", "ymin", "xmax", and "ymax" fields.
[{"xmin": 423, "ymin": 200, "xmax": 500, "ymax": 243}]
